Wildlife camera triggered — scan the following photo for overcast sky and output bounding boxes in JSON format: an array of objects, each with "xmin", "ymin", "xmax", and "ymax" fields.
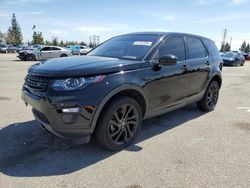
[{"xmin": 0, "ymin": 0, "xmax": 250, "ymax": 50}]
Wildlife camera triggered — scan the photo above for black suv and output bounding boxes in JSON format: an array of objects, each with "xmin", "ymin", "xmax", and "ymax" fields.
[{"xmin": 22, "ymin": 32, "xmax": 223, "ymax": 150}]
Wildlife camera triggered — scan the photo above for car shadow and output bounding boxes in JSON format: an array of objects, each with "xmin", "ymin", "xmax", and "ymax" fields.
[{"xmin": 0, "ymin": 104, "xmax": 206, "ymax": 177}]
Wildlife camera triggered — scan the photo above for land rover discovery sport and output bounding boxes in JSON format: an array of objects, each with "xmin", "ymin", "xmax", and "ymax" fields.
[{"xmin": 22, "ymin": 32, "xmax": 223, "ymax": 150}]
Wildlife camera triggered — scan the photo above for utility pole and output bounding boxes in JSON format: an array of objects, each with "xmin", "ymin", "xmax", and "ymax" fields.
[{"xmin": 221, "ymin": 28, "xmax": 228, "ymax": 52}]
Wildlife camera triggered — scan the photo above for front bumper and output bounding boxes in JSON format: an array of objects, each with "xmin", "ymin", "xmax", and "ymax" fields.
[
  {"xmin": 223, "ymin": 60, "xmax": 236, "ymax": 66},
  {"xmin": 22, "ymin": 88, "xmax": 96, "ymax": 139},
  {"xmin": 18, "ymin": 53, "xmax": 26, "ymax": 60}
]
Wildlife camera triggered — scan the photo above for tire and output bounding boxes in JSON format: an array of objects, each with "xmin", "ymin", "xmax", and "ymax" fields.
[
  {"xmin": 94, "ymin": 97, "xmax": 142, "ymax": 151},
  {"xmin": 26, "ymin": 54, "xmax": 36, "ymax": 61},
  {"xmin": 197, "ymin": 80, "xmax": 220, "ymax": 112},
  {"xmin": 60, "ymin": 54, "xmax": 68, "ymax": 57}
]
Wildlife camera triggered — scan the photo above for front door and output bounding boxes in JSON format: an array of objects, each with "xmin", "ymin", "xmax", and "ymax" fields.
[{"xmin": 148, "ymin": 36, "xmax": 192, "ymax": 113}]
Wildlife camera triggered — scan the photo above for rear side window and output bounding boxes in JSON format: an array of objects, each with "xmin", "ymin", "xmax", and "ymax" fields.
[
  {"xmin": 186, "ymin": 37, "xmax": 206, "ymax": 59},
  {"xmin": 52, "ymin": 47, "xmax": 61, "ymax": 50},
  {"xmin": 41, "ymin": 47, "xmax": 51, "ymax": 51},
  {"xmin": 158, "ymin": 36, "xmax": 186, "ymax": 61},
  {"xmin": 203, "ymin": 39, "xmax": 220, "ymax": 58}
]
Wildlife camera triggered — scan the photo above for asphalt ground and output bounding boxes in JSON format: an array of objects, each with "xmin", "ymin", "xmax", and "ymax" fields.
[{"xmin": 0, "ymin": 53, "xmax": 249, "ymax": 188}]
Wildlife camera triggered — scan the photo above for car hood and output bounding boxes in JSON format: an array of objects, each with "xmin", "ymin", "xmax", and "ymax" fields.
[
  {"xmin": 19, "ymin": 49, "xmax": 37, "ymax": 53},
  {"xmin": 29, "ymin": 55, "xmax": 143, "ymax": 77}
]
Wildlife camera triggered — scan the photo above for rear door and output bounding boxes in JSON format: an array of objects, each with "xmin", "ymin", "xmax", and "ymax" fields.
[
  {"xmin": 51, "ymin": 47, "xmax": 62, "ymax": 58},
  {"xmin": 185, "ymin": 37, "xmax": 210, "ymax": 96}
]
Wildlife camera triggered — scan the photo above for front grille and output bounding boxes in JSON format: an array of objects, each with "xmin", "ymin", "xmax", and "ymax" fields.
[
  {"xmin": 32, "ymin": 108, "xmax": 50, "ymax": 125},
  {"xmin": 25, "ymin": 74, "xmax": 51, "ymax": 92}
]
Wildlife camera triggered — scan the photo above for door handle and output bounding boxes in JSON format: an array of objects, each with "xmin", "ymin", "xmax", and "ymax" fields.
[
  {"xmin": 181, "ymin": 65, "xmax": 190, "ymax": 70},
  {"xmin": 205, "ymin": 61, "xmax": 210, "ymax": 65}
]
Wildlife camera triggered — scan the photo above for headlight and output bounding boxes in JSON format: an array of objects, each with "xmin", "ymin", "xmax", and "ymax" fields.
[{"xmin": 51, "ymin": 75, "xmax": 105, "ymax": 91}]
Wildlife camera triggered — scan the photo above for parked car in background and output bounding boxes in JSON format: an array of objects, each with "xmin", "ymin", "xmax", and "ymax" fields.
[
  {"xmin": 80, "ymin": 46, "xmax": 92, "ymax": 55},
  {"xmin": 0, "ymin": 45, "xmax": 8, "ymax": 53},
  {"xmin": 221, "ymin": 52, "xmax": 245, "ymax": 66},
  {"xmin": 245, "ymin": 54, "xmax": 250, "ymax": 60},
  {"xmin": 15, "ymin": 45, "xmax": 25, "ymax": 53},
  {"xmin": 22, "ymin": 32, "xmax": 222, "ymax": 150},
  {"xmin": 238, "ymin": 51, "xmax": 248, "ymax": 58},
  {"xmin": 18, "ymin": 46, "xmax": 72, "ymax": 61},
  {"xmin": 6, "ymin": 45, "xmax": 17, "ymax": 53},
  {"xmin": 18, "ymin": 46, "xmax": 42, "ymax": 60},
  {"xmin": 0, "ymin": 45, "xmax": 17, "ymax": 53},
  {"xmin": 70, "ymin": 45, "xmax": 91, "ymax": 55}
]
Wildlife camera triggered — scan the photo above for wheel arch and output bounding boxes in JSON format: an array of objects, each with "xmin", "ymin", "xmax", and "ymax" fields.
[
  {"xmin": 90, "ymin": 84, "xmax": 149, "ymax": 131},
  {"xmin": 209, "ymin": 73, "xmax": 222, "ymax": 88},
  {"xmin": 60, "ymin": 53, "xmax": 68, "ymax": 57},
  {"xmin": 26, "ymin": 53, "xmax": 36, "ymax": 61}
]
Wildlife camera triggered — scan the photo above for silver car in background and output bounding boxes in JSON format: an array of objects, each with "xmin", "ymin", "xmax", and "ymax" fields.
[{"xmin": 18, "ymin": 46, "xmax": 72, "ymax": 61}]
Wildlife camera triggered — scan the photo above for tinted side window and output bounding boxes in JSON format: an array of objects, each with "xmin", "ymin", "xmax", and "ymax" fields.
[
  {"xmin": 158, "ymin": 36, "xmax": 185, "ymax": 61},
  {"xmin": 41, "ymin": 47, "xmax": 51, "ymax": 51},
  {"xmin": 52, "ymin": 47, "xmax": 60, "ymax": 50},
  {"xmin": 186, "ymin": 37, "xmax": 206, "ymax": 59}
]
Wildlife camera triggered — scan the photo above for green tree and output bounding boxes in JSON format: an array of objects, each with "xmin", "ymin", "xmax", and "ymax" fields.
[
  {"xmin": 59, "ymin": 40, "xmax": 64, "ymax": 47},
  {"xmin": 79, "ymin": 41, "xmax": 87, "ymax": 46},
  {"xmin": 220, "ymin": 42, "xmax": 231, "ymax": 52},
  {"xmin": 7, "ymin": 13, "xmax": 23, "ymax": 44},
  {"xmin": 246, "ymin": 43, "xmax": 250, "ymax": 53},
  {"xmin": 45, "ymin": 40, "xmax": 51, "ymax": 45},
  {"xmin": 240, "ymin": 40, "xmax": 247, "ymax": 52},
  {"xmin": 32, "ymin": 31, "xmax": 44, "ymax": 44},
  {"xmin": 52, "ymin": 36, "xmax": 58, "ymax": 46},
  {"xmin": 224, "ymin": 42, "xmax": 231, "ymax": 52},
  {"xmin": 0, "ymin": 31, "xmax": 3, "ymax": 38}
]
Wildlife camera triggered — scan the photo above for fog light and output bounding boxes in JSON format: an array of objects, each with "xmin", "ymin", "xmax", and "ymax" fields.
[{"xmin": 62, "ymin": 107, "xmax": 80, "ymax": 113}]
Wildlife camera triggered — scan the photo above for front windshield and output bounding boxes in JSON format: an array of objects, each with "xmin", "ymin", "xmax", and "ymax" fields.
[
  {"xmin": 222, "ymin": 52, "xmax": 235, "ymax": 57},
  {"xmin": 87, "ymin": 35, "xmax": 160, "ymax": 60}
]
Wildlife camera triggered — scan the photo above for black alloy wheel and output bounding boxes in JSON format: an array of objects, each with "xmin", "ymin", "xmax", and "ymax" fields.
[
  {"xmin": 94, "ymin": 97, "xmax": 142, "ymax": 150},
  {"xmin": 26, "ymin": 54, "xmax": 35, "ymax": 61},
  {"xmin": 197, "ymin": 81, "xmax": 220, "ymax": 111},
  {"xmin": 109, "ymin": 104, "xmax": 139, "ymax": 145},
  {"xmin": 206, "ymin": 82, "xmax": 219, "ymax": 109}
]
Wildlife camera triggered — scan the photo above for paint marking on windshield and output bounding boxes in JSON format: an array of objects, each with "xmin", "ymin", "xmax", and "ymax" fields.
[{"xmin": 133, "ymin": 41, "xmax": 152, "ymax": 46}]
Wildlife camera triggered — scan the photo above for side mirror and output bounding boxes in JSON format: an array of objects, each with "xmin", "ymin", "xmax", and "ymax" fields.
[{"xmin": 158, "ymin": 54, "xmax": 178, "ymax": 66}]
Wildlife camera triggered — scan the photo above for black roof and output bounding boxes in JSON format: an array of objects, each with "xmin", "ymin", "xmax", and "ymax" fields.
[{"xmin": 122, "ymin": 31, "xmax": 213, "ymax": 42}]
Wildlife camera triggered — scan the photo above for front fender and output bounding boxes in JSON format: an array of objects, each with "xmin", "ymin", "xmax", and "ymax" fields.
[{"xmin": 90, "ymin": 84, "xmax": 149, "ymax": 131}]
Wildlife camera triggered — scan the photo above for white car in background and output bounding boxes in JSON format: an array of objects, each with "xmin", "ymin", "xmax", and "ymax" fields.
[
  {"xmin": 69, "ymin": 45, "xmax": 92, "ymax": 55},
  {"xmin": 79, "ymin": 46, "xmax": 92, "ymax": 55},
  {"xmin": 18, "ymin": 46, "xmax": 72, "ymax": 61}
]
